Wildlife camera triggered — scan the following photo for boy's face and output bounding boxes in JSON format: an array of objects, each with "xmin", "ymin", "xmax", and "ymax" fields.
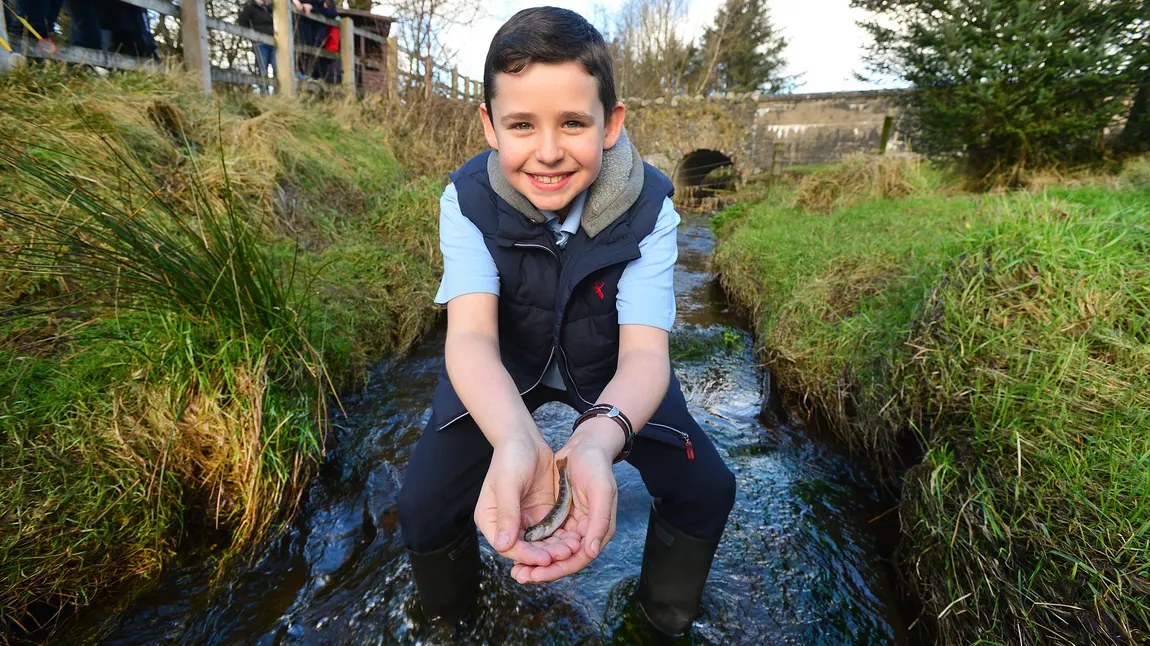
[{"xmin": 480, "ymin": 61, "xmax": 625, "ymax": 217}]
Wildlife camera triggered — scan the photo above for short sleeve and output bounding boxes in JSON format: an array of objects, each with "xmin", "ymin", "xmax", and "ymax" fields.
[
  {"xmin": 616, "ymin": 197, "xmax": 679, "ymax": 330},
  {"xmin": 434, "ymin": 183, "xmax": 500, "ymax": 304}
]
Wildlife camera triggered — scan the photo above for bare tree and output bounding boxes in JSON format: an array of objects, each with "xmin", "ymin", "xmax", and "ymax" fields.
[
  {"xmin": 608, "ymin": 0, "xmax": 694, "ymax": 98},
  {"xmin": 689, "ymin": 4, "xmax": 734, "ymax": 96},
  {"xmin": 373, "ymin": 0, "xmax": 483, "ymax": 90},
  {"xmin": 601, "ymin": 0, "xmax": 791, "ymax": 99}
]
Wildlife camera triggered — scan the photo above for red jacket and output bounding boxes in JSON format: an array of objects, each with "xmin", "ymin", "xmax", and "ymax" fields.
[{"xmin": 323, "ymin": 26, "xmax": 340, "ymax": 52}]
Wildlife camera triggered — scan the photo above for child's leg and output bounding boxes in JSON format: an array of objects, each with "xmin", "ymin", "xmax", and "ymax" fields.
[
  {"xmin": 398, "ymin": 414, "xmax": 494, "ymax": 553},
  {"xmin": 396, "ymin": 386, "xmax": 564, "ymax": 620},
  {"xmin": 626, "ymin": 420, "xmax": 736, "ymax": 541},
  {"xmin": 626, "ymin": 408, "xmax": 736, "ymax": 639},
  {"xmin": 396, "ymin": 414, "xmax": 492, "ymax": 622}
]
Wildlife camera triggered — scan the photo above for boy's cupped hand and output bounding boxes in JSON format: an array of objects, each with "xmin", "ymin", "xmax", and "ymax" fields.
[
  {"xmin": 509, "ymin": 428, "xmax": 619, "ymax": 584},
  {"xmin": 475, "ymin": 434, "xmax": 582, "ymax": 567}
]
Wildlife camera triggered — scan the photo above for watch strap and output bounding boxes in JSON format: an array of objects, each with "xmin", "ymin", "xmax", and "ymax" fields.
[{"xmin": 572, "ymin": 404, "xmax": 634, "ymax": 464}]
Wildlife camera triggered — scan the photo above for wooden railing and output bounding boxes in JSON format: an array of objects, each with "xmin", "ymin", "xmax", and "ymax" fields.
[{"xmin": 0, "ymin": 0, "xmax": 483, "ymax": 102}]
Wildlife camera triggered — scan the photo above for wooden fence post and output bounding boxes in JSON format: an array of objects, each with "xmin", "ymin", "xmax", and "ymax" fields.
[
  {"xmin": 273, "ymin": 1, "xmax": 295, "ymax": 97},
  {"xmin": 386, "ymin": 36, "xmax": 398, "ymax": 101},
  {"xmin": 771, "ymin": 141, "xmax": 785, "ymax": 179},
  {"xmin": 423, "ymin": 54, "xmax": 432, "ymax": 100},
  {"xmin": 340, "ymin": 17, "xmax": 355, "ymax": 95},
  {"xmin": 451, "ymin": 67, "xmax": 459, "ymax": 100},
  {"xmin": 181, "ymin": 0, "xmax": 210, "ymax": 92},
  {"xmin": 0, "ymin": 8, "xmax": 9, "ymax": 76},
  {"xmin": 879, "ymin": 115, "xmax": 894, "ymax": 155}
]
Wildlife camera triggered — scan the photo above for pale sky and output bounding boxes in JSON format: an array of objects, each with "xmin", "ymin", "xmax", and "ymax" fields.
[{"xmin": 375, "ymin": 0, "xmax": 899, "ymax": 95}]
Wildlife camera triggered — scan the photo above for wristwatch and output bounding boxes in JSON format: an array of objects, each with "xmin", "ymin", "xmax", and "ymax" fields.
[{"xmin": 572, "ymin": 404, "xmax": 634, "ymax": 464}]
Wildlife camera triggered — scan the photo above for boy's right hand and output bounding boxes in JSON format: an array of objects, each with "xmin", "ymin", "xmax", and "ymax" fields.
[{"xmin": 475, "ymin": 434, "xmax": 581, "ymax": 566}]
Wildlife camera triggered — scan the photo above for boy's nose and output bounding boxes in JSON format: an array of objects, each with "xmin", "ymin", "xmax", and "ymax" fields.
[{"xmin": 535, "ymin": 132, "xmax": 565, "ymax": 165}]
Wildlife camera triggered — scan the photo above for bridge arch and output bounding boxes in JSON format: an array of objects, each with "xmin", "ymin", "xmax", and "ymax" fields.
[{"xmin": 673, "ymin": 149, "xmax": 735, "ymax": 196}]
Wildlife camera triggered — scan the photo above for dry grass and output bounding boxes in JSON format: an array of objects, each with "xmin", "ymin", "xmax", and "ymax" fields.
[
  {"xmin": 0, "ymin": 63, "xmax": 475, "ymax": 638},
  {"xmin": 793, "ymin": 153, "xmax": 932, "ymax": 213},
  {"xmin": 343, "ymin": 92, "xmax": 487, "ymax": 177}
]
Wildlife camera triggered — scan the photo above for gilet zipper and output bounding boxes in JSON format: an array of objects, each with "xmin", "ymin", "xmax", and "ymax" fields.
[
  {"xmin": 456, "ymin": 238, "xmax": 696, "ymax": 461},
  {"xmin": 560, "ymin": 341, "xmax": 694, "ymax": 460}
]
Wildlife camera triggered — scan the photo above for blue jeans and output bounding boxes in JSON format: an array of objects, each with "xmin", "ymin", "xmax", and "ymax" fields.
[
  {"xmin": 254, "ymin": 42, "xmax": 275, "ymax": 92},
  {"xmin": 254, "ymin": 42, "xmax": 275, "ymax": 77}
]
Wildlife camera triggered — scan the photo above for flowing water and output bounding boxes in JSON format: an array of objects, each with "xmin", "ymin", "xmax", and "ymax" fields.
[{"xmin": 62, "ymin": 215, "xmax": 907, "ymax": 645}]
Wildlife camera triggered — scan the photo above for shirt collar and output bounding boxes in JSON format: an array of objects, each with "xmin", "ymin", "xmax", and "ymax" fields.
[{"xmin": 540, "ymin": 190, "xmax": 586, "ymax": 237}]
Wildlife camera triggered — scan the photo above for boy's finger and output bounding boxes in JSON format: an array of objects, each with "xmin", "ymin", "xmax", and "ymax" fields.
[
  {"xmin": 502, "ymin": 540, "xmax": 552, "ymax": 566},
  {"xmin": 492, "ymin": 476, "xmax": 522, "ymax": 552},
  {"xmin": 583, "ymin": 480, "xmax": 616, "ymax": 559},
  {"xmin": 527, "ymin": 552, "xmax": 592, "ymax": 583}
]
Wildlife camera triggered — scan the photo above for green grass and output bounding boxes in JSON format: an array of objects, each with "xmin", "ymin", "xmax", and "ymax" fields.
[
  {"xmin": 0, "ymin": 64, "xmax": 459, "ymax": 637},
  {"xmin": 669, "ymin": 325, "xmax": 745, "ymax": 362},
  {"xmin": 713, "ymin": 166, "xmax": 1150, "ymax": 644},
  {"xmin": 779, "ymin": 162, "xmax": 837, "ymax": 176}
]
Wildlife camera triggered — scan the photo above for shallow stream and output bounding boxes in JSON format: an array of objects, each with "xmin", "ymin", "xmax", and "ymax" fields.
[{"xmin": 66, "ymin": 215, "xmax": 906, "ymax": 645}]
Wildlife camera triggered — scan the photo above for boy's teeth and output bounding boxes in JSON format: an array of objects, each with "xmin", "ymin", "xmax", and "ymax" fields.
[{"xmin": 531, "ymin": 174, "xmax": 566, "ymax": 184}]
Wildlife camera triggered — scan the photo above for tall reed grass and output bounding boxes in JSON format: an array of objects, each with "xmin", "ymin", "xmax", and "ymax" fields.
[{"xmin": 0, "ymin": 63, "xmax": 468, "ymax": 638}]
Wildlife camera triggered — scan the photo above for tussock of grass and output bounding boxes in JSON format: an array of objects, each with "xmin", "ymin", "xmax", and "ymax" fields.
[
  {"xmin": 0, "ymin": 63, "xmax": 469, "ymax": 635},
  {"xmin": 714, "ymin": 176, "xmax": 1150, "ymax": 644},
  {"xmin": 793, "ymin": 153, "xmax": 932, "ymax": 213},
  {"xmin": 716, "ymin": 190, "xmax": 986, "ymax": 464},
  {"xmin": 1120, "ymin": 155, "xmax": 1150, "ymax": 187},
  {"xmin": 902, "ymin": 190, "xmax": 1150, "ymax": 643}
]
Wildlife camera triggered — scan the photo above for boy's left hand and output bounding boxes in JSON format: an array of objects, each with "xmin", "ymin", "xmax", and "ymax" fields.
[{"xmin": 510, "ymin": 419, "xmax": 621, "ymax": 584}]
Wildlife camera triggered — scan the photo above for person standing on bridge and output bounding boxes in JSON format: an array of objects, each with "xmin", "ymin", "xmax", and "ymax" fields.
[{"xmin": 396, "ymin": 6, "xmax": 736, "ymax": 642}]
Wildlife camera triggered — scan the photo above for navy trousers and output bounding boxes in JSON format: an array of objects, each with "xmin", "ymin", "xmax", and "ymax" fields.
[
  {"xmin": 12, "ymin": 0, "xmax": 61, "ymax": 38},
  {"xmin": 398, "ymin": 383, "xmax": 736, "ymax": 554}
]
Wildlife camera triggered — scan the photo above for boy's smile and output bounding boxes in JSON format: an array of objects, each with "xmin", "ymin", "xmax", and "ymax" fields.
[{"xmin": 481, "ymin": 61, "xmax": 625, "ymax": 218}]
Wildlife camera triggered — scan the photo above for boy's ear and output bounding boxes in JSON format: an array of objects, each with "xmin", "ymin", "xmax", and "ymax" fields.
[
  {"xmin": 603, "ymin": 101, "xmax": 627, "ymax": 149},
  {"xmin": 479, "ymin": 103, "xmax": 499, "ymax": 150}
]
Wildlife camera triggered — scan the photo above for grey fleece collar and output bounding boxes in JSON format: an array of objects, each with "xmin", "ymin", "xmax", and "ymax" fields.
[{"xmin": 486, "ymin": 127, "xmax": 645, "ymax": 238}]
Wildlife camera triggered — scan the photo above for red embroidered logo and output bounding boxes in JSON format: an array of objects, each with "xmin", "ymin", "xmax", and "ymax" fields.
[{"xmin": 594, "ymin": 281, "xmax": 605, "ymax": 299}]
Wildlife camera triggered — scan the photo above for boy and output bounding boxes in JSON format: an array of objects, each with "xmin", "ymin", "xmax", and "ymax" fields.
[{"xmin": 396, "ymin": 6, "xmax": 736, "ymax": 641}]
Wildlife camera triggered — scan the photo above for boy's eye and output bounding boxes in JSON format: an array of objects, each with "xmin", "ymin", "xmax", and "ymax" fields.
[
  {"xmin": 563, "ymin": 120, "xmax": 584, "ymax": 129},
  {"xmin": 510, "ymin": 122, "xmax": 532, "ymax": 131}
]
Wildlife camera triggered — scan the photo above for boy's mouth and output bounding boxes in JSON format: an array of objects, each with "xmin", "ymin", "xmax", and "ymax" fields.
[{"xmin": 526, "ymin": 172, "xmax": 574, "ymax": 191}]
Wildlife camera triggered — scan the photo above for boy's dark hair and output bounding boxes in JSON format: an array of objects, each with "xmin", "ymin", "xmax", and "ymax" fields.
[{"xmin": 484, "ymin": 7, "xmax": 617, "ymax": 122}]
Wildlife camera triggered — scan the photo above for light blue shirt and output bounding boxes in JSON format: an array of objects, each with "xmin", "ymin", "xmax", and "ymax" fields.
[{"xmin": 433, "ymin": 182, "xmax": 680, "ymax": 390}]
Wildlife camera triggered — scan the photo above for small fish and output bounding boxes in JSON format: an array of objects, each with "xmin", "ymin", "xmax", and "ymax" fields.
[{"xmin": 524, "ymin": 458, "xmax": 572, "ymax": 542}]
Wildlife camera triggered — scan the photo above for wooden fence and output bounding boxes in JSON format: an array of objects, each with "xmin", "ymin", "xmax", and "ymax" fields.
[{"xmin": 0, "ymin": 0, "xmax": 483, "ymax": 102}]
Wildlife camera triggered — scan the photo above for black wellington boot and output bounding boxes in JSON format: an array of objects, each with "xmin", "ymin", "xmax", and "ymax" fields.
[
  {"xmin": 636, "ymin": 505, "xmax": 722, "ymax": 641},
  {"xmin": 408, "ymin": 526, "xmax": 481, "ymax": 623}
]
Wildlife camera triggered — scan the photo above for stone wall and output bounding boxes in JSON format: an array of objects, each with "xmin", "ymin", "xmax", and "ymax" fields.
[
  {"xmin": 751, "ymin": 90, "xmax": 910, "ymax": 169},
  {"xmin": 624, "ymin": 89, "xmax": 912, "ymax": 189}
]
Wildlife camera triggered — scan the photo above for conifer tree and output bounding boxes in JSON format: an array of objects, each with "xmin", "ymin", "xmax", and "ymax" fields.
[
  {"xmin": 691, "ymin": 0, "xmax": 790, "ymax": 95},
  {"xmin": 854, "ymin": 0, "xmax": 1147, "ymax": 179}
]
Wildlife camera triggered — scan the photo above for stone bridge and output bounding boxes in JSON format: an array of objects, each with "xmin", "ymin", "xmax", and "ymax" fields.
[{"xmin": 623, "ymin": 89, "xmax": 911, "ymax": 192}]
